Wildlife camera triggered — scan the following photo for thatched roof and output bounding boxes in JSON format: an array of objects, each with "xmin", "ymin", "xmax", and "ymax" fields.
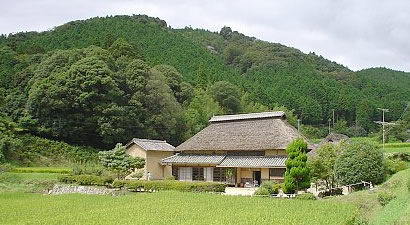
[
  {"xmin": 308, "ymin": 133, "xmax": 350, "ymax": 156},
  {"xmin": 176, "ymin": 111, "xmax": 312, "ymax": 151},
  {"xmin": 318, "ymin": 133, "xmax": 350, "ymax": 146},
  {"xmin": 126, "ymin": 138, "xmax": 175, "ymax": 151}
]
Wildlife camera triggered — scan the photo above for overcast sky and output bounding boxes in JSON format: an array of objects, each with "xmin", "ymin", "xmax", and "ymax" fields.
[{"xmin": 1, "ymin": 0, "xmax": 409, "ymax": 72}]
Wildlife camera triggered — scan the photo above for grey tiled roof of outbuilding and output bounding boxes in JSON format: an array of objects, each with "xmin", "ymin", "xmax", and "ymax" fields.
[
  {"xmin": 126, "ymin": 138, "xmax": 175, "ymax": 151},
  {"xmin": 161, "ymin": 154, "xmax": 226, "ymax": 164},
  {"xmin": 217, "ymin": 155, "xmax": 287, "ymax": 168}
]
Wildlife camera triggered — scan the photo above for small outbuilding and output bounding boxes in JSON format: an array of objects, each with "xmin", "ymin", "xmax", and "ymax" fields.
[{"xmin": 125, "ymin": 138, "xmax": 175, "ymax": 180}]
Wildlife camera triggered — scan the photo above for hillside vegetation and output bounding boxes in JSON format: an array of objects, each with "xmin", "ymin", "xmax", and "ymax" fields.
[{"xmin": 0, "ymin": 15, "xmax": 409, "ymax": 155}]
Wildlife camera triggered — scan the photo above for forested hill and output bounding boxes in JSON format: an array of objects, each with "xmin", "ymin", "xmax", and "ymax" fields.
[{"xmin": 1, "ymin": 15, "xmax": 409, "ymax": 150}]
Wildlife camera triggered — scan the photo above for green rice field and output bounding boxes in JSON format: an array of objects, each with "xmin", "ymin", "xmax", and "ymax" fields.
[{"xmin": 0, "ymin": 191, "xmax": 357, "ymax": 225}]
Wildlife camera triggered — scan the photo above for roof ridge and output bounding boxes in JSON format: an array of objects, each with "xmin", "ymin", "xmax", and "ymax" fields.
[
  {"xmin": 133, "ymin": 138, "xmax": 167, "ymax": 143},
  {"xmin": 209, "ymin": 111, "xmax": 285, "ymax": 123}
]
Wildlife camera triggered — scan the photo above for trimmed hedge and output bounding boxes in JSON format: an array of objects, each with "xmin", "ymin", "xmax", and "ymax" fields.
[
  {"xmin": 58, "ymin": 175, "xmax": 114, "ymax": 186},
  {"xmin": 12, "ymin": 167, "xmax": 72, "ymax": 174},
  {"xmin": 112, "ymin": 180, "xmax": 226, "ymax": 193}
]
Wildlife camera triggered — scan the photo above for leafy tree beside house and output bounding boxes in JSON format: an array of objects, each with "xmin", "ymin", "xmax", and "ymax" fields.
[
  {"xmin": 308, "ymin": 144, "xmax": 338, "ymax": 189},
  {"xmin": 284, "ymin": 138, "xmax": 311, "ymax": 193},
  {"xmin": 99, "ymin": 143, "xmax": 145, "ymax": 179},
  {"xmin": 334, "ymin": 141, "xmax": 385, "ymax": 185}
]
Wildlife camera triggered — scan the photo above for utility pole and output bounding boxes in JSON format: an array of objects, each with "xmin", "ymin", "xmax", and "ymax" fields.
[
  {"xmin": 297, "ymin": 119, "xmax": 301, "ymax": 132},
  {"xmin": 328, "ymin": 119, "xmax": 331, "ymax": 134},
  {"xmin": 374, "ymin": 108, "xmax": 395, "ymax": 150},
  {"xmin": 332, "ymin": 109, "xmax": 335, "ymax": 128}
]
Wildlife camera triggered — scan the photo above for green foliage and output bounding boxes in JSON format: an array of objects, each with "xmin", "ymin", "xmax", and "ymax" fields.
[
  {"xmin": 1, "ymin": 15, "xmax": 410, "ymax": 157},
  {"xmin": 184, "ymin": 89, "xmax": 223, "ymax": 137},
  {"xmin": 112, "ymin": 180, "xmax": 226, "ymax": 193},
  {"xmin": 384, "ymin": 159, "xmax": 408, "ymax": 175},
  {"xmin": 377, "ymin": 191, "xmax": 395, "ymax": 206},
  {"xmin": 99, "ymin": 143, "xmax": 145, "ymax": 178},
  {"xmin": 12, "ymin": 167, "xmax": 72, "ymax": 174},
  {"xmin": 333, "ymin": 119, "xmax": 349, "ymax": 136},
  {"xmin": 254, "ymin": 187, "xmax": 271, "ymax": 196},
  {"xmin": 308, "ymin": 144, "xmax": 338, "ymax": 189},
  {"xmin": 58, "ymin": 175, "xmax": 114, "ymax": 186},
  {"xmin": 284, "ymin": 139, "xmax": 310, "ymax": 193},
  {"xmin": 254, "ymin": 181, "xmax": 280, "ymax": 195},
  {"xmin": 295, "ymin": 193, "xmax": 317, "ymax": 200},
  {"xmin": 8, "ymin": 134, "xmax": 99, "ymax": 166},
  {"xmin": 210, "ymin": 81, "xmax": 241, "ymax": 113},
  {"xmin": 334, "ymin": 142, "xmax": 385, "ymax": 185}
]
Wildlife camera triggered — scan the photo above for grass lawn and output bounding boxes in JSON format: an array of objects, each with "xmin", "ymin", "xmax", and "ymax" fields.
[
  {"xmin": 332, "ymin": 169, "xmax": 410, "ymax": 225},
  {"xmin": 0, "ymin": 172, "xmax": 59, "ymax": 193},
  {"xmin": 0, "ymin": 191, "xmax": 357, "ymax": 225},
  {"xmin": 381, "ymin": 143, "xmax": 410, "ymax": 154}
]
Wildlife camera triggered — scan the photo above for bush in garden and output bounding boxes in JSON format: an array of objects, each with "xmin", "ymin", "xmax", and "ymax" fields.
[
  {"xmin": 99, "ymin": 143, "xmax": 145, "ymax": 179},
  {"xmin": 295, "ymin": 193, "xmax": 316, "ymax": 200},
  {"xmin": 254, "ymin": 187, "xmax": 270, "ymax": 196},
  {"xmin": 335, "ymin": 141, "xmax": 385, "ymax": 185},
  {"xmin": 384, "ymin": 159, "xmax": 408, "ymax": 175},
  {"xmin": 377, "ymin": 191, "xmax": 395, "ymax": 206},
  {"xmin": 164, "ymin": 176, "xmax": 175, "ymax": 180},
  {"xmin": 284, "ymin": 138, "xmax": 310, "ymax": 193}
]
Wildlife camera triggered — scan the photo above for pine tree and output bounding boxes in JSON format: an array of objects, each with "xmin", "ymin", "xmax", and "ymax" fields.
[{"xmin": 284, "ymin": 138, "xmax": 311, "ymax": 193}]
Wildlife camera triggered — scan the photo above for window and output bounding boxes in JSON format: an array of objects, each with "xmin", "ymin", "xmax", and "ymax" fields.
[
  {"xmin": 192, "ymin": 167, "xmax": 204, "ymax": 181},
  {"xmin": 269, "ymin": 168, "xmax": 286, "ymax": 177},
  {"xmin": 178, "ymin": 167, "xmax": 192, "ymax": 181},
  {"xmin": 204, "ymin": 167, "xmax": 214, "ymax": 182},
  {"xmin": 172, "ymin": 167, "xmax": 178, "ymax": 180},
  {"xmin": 213, "ymin": 167, "xmax": 226, "ymax": 182}
]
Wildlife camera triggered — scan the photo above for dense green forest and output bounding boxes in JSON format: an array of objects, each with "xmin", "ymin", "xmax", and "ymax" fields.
[{"xmin": 0, "ymin": 15, "xmax": 409, "ymax": 160}]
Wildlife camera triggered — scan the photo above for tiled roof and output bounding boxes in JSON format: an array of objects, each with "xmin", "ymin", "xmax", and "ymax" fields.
[
  {"xmin": 162, "ymin": 154, "xmax": 225, "ymax": 164},
  {"xmin": 209, "ymin": 111, "xmax": 285, "ymax": 123},
  {"xmin": 162, "ymin": 154, "xmax": 287, "ymax": 168},
  {"xmin": 218, "ymin": 156, "xmax": 287, "ymax": 168},
  {"xmin": 126, "ymin": 138, "xmax": 175, "ymax": 152}
]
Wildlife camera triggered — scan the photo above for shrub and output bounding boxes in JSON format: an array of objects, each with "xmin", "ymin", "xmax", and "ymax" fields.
[
  {"xmin": 0, "ymin": 163, "xmax": 13, "ymax": 172},
  {"xmin": 377, "ymin": 191, "xmax": 395, "ymax": 206},
  {"xmin": 348, "ymin": 217, "xmax": 369, "ymax": 225},
  {"xmin": 164, "ymin": 176, "xmax": 175, "ymax": 180},
  {"xmin": 384, "ymin": 159, "xmax": 408, "ymax": 175},
  {"xmin": 71, "ymin": 163, "xmax": 105, "ymax": 176},
  {"xmin": 295, "ymin": 193, "xmax": 316, "ymax": 200},
  {"xmin": 58, "ymin": 175, "xmax": 114, "ymax": 186},
  {"xmin": 335, "ymin": 141, "xmax": 385, "ymax": 185},
  {"xmin": 254, "ymin": 187, "xmax": 270, "ymax": 196},
  {"xmin": 284, "ymin": 138, "xmax": 310, "ymax": 193},
  {"xmin": 259, "ymin": 180, "xmax": 278, "ymax": 194},
  {"xmin": 318, "ymin": 188, "xmax": 343, "ymax": 198},
  {"xmin": 99, "ymin": 143, "xmax": 145, "ymax": 179},
  {"xmin": 112, "ymin": 180, "xmax": 226, "ymax": 193},
  {"xmin": 9, "ymin": 134, "xmax": 99, "ymax": 166}
]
